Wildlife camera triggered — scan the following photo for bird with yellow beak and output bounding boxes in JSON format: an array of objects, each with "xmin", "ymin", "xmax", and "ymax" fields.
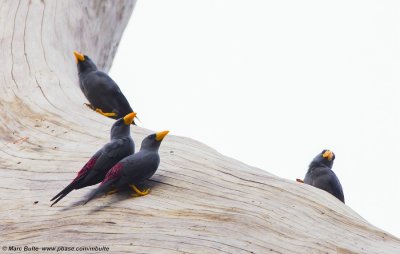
[
  {"xmin": 73, "ymin": 50, "xmax": 136, "ymax": 123},
  {"xmin": 85, "ymin": 131, "xmax": 170, "ymax": 204},
  {"xmin": 297, "ymin": 149, "xmax": 345, "ymax": 203},
  {"xmin": 50, "ymin": 112, "xmax": 137, "ymax": 206}
]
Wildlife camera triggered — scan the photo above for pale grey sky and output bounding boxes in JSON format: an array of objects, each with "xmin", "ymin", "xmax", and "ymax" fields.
[{"xmin": 110, "ymin": 0, "xmax": 400, "ymax": 237}]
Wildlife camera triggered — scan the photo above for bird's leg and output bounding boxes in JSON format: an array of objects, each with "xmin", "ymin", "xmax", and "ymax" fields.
[
  {"xmin": 130, "ymin": 184, "xmax": 150, "ymax": 197},
  {"xmin": 95, "ymin": 108, "xmax": 117, "ymax": 117},
  {"xmin": 106, "ymin": 188, "xmax": 118, "ymax": 195},
  {"xmin": 84, "ymin": 102, "xmax": 117, "ymax": 117},
  {"xmin": 296, "ymin": 178, "xmax": 304, "ymax": 183}
]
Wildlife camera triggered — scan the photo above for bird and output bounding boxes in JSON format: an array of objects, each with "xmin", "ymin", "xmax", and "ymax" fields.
[
  {"xmin": 73, "ymin": 50, "xmax": 135, "ymax": 123},
  {"xmin": 298, "ymin": 149, "xmax": 345, "ymax": 203},
  {"xmin": 50, "ymin": 112, "xmax": 137, "ymax": 207},
  {"xmin": 84, "ymin": 130, "xmax": 169, "ymax": 204}
]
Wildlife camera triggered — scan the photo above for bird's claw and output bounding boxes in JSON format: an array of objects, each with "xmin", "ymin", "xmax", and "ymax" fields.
[
  {"xmin": 95, "ymin": 108, "xmax": 117, "ymax": 117},
  {"xmin": 130, "ymin": 184, "xmax": 150, "ymax": 197},
  {"xmin": 84, "ymin": 103, "xmax": 95, "ymax": 110}
]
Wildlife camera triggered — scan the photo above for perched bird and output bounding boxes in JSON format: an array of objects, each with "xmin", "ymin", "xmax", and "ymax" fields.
[
  {"xmin": 84, "ymin": 130, "xmax": 169, "ymax": 204},
  {"xmin": 74, "ymin": 50, "xmax": 135, "ymax": 122},
  {"xmin": 298, "ymin": 150, "xmax": 345, "ymax": 203},
  {"xmin": 50, "ymin": 112, "xmax": 137, "ymax": 206}
]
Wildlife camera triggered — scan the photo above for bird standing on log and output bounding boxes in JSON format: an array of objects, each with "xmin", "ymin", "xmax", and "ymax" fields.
[
  {"xmin": 74, "ymin": 50, "xmax": 135, "ymax": 123},
  {"xmin": 84, "ymin": 130, "xmax": 169, "ymax": 204},
  {"xmin": 50, "ymin": 112, "xmax": 137, "ymax": 206},
  {"xmin": 297, "ymin": 150, "xmax": 345, "ymax": 203}
]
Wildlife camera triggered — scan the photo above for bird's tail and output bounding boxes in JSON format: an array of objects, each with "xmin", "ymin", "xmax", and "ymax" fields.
[
  {"xmin": 50, "ymin": 192, "xmax": 69, "ymax": 207},
  {"xmin": 50, "ymin": 177, "xmax": 86, "ymax": 207},
  {"xmin": 83, "ymin": 179, "xmax": 117, "ymax": 205}
]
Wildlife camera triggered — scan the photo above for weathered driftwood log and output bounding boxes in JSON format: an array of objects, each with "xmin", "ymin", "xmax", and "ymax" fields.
[{"xmin": 0, "ymin": 1, "xmax": 399, "ymax": 253}]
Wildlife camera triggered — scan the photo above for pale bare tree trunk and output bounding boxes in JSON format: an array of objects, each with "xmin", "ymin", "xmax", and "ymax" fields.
[{"xmin": 0, "ymin": 0, "xmax": 399, "ymax": 253}]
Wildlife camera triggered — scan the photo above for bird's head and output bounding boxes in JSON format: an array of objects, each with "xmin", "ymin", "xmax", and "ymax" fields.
[
  {"xmin": 309, "ymin": 149, "xmax": 335, "ymax": 168},
  {"xmin": 74, "ymin": 51, "xmax": 97, "ymax": 73},
  {"xmin": 140, "ymin": 131, "xmax": 169, "ymax": 151},
  {"xmin": 110, "ymin": 112, "xmax": 137, "ymax": 139}
]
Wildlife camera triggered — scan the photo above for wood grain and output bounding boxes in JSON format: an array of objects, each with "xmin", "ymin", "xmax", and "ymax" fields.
[{"xmin": 0, "ymin": 0, "xmax": 399, "ymax": 253}]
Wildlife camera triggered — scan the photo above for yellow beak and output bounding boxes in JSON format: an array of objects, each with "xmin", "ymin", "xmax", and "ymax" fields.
[
  {"xmin": 73, "ymin": 50, "xmax": 85, "ymax": 63},
  {"xmin": 322, "ymin": 150, "xmax": 334, "ymax": 161},
  {"xmin": 155, "ymin": 130, "xmax": 169, "ymax": 141},
  {"xmin": 123, "ymin": 112, "xmax": 137, "ymax": 125}
]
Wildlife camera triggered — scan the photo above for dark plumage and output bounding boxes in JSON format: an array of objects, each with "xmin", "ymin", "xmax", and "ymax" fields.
[
  {"xmin": 50, "ymin": 112, "xmax": 136, "ymax": 206},
  {"xmin": 84, "ymin": 130, "xmax": 169, "ymax": 204},
  {"xmin": 74, "ymin": 51, "xmax": 134, "ymax": 122},
  {"xmin": 303, "ymin": 149, "xmax": 345, "ymax": 203}
]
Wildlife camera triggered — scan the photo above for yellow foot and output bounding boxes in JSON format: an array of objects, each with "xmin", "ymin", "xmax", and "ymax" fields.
[
  {"xmin": 130, "ymin": 184, "xmax": 150, "ymax": 197},
  {"xmin": 106, "ymin": 188, "xmax": 118, "ymax": 195},
  {"xmin": 296, "ymin": 178, "xmax": 304, "ymax": 183},
  {"xmin": 95, "ymin": 108, "xmax": 117, "ymax": 117}
]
